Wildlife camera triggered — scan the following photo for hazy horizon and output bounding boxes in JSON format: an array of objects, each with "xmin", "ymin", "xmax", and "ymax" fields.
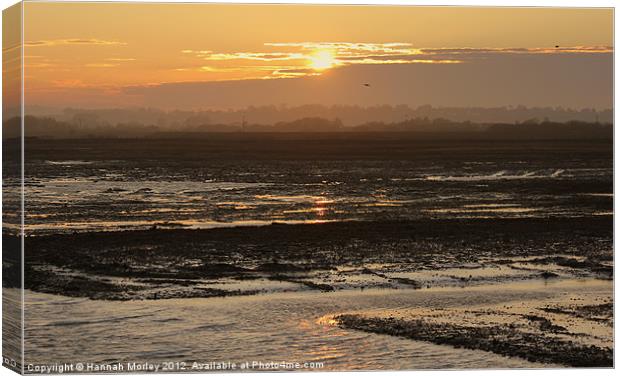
[
  {"xmin": 12, "ymin": 103, "xmax": 615, "ymax": 125},
  {"xmin": 5, "ymin": 104, "xmax": 612, "ymax": 140}
]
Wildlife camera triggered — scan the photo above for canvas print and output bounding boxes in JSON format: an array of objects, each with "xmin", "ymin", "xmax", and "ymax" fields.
[{"xmin": 2, "ymin": 1, "xmax": 614, "ymax": 373}]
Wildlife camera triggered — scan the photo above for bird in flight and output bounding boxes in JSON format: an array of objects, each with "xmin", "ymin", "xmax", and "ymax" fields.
[
  {"xmin": 362, "ymin": 83, "xmax": 371, "ymax": 87},
  {"xmin": 555, "ymin": 45, "xmax": 560, "ymax": 48}
]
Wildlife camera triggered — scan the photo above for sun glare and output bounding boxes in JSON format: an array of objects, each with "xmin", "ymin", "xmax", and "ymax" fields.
[{"xmin": 308, "ymin": 50, "xmax": 336, "ymax": 70}]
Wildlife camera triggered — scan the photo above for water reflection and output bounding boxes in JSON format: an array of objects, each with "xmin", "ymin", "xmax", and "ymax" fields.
[
  {"xmin": 13, "ymin": 160, "xmax": 612, "ymax": 234},
  {"xmin": 25, "ymin": 284, "xmax": 568, "ymax": 370}
]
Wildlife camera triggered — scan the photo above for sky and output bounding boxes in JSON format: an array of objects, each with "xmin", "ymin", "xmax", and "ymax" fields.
[{"xmin": 13, "ymin": 3, "xmax": 614, "ymax": 111}]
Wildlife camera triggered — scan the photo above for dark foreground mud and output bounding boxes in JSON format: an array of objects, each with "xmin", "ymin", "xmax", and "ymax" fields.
[
  {"xmin": 5, "ymin": 216, "xmax": 612, "ymax": 300},
  {"xmin": 541, "ymin": 302, "xmax": 614, "ymax": 324},
  {"xmin": 335, "ymin": 313, "xmax": 612, "ymax": 367}
]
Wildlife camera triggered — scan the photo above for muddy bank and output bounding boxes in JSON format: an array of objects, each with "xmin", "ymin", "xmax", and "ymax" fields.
[
  {"xmin": 336, "ymin": 313, "xmax": 612, "ymax": 367},
  {"xmin": 8, "ymin": 216, "xmax": 613, "ymax": 300},
  {"xmin": 541, "ymin": 302, "xmax": 614, "ymax": 325},
  {"xmin": 333, "ymin": 277, "xmax": 613, "ymax": 368}
]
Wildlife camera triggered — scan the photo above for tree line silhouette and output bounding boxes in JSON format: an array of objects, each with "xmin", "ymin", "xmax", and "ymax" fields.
[{"xmin": 3, "ymin": 115, "xmax": 612, "ymax": 140}]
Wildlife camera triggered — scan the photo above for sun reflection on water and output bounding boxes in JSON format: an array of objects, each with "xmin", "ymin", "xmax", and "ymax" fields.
[{"xmin": 316, "ymin": 315, "xmax": 339, "ymax": 326}]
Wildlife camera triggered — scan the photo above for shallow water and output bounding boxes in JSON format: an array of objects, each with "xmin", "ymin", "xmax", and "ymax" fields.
[
  {"xmin": 7, "ymin": 157, "xmax": 612, "ymax": 235},
  {"xmin": 23, "ymin": 278, "xmax": 609, "ymax": 371}
]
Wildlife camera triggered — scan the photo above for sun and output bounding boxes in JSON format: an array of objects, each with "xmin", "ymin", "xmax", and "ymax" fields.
[{"xmin": 308, "ymin": 50, "xmax": 336, "ymax": 70}]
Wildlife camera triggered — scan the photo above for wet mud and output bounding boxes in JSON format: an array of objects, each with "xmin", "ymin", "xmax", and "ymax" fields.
[
  {"xmin": 6, "ymin": 216, "xmax": 612, "ymax": 301},
  {"xmin": 335, "ymin": 312, "xmax": 612, "ymax": 367}
]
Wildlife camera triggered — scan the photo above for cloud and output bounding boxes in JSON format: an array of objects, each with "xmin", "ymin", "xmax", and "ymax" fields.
[
  {"xmin": 265, "ymin": 42, "xmax": 612, "ymax": 56},
  {"xmin": 339, "ymin": 58, "xmax": 462, "ymax": 65},
  {"xmin": 181, "ymin": 50, "xmax": 306, "ymax": 63},
  {"xmin": 271, "ymin": 68, "xmax": 320, "ymax": 78},
  {"xmin": 24, "ymin": 62, "xmax": 55, "ymax": 68},
  {"xmin": 50, "ymin": 79, "xmax": 91, "ymax": 88},
  {"xmin": 418, "ymin": 46, "xmax": 612, "ymax": 55},
  {"xmin": 25, "ymin": 39, "xmax": 126, "ymax": 47},
  {"xmin": 85, "ymin": 63, "xmax": 119, "ymax": 68},
  {"xmin": 179, "ymin": 42, "xmax": 461, "ymax": 79},
  {"xmin": 180, "ymin": 42, "xmax": 612, "ymax": 80},
  {"xmin": 264, "ymin": 42, "xmax": 414, "ymax": 55}
]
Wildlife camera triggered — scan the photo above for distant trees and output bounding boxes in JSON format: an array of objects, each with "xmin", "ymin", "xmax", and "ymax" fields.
[
  {"xmin": 2, "ymin": 114, "xmax": 612, "ymax": 140},
  {"xmin": 49, "ymin": 105, "xmax": 613, "ymax": 128},
  {"xmin": 4, "ymin": 116, "xmax": 77, "ymax": 138},
  {"xmin": 2, "ymin": 116, "xmax": 163, "ymax": 139},
  {"xmin": 271, "ymin": 117, "xmax": 343, "ymax": 132}
]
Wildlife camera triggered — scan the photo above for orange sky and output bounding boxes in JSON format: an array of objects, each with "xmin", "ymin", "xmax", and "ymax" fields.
[{"xmin": 12, "ymin": 3, "xmax": 615, "ymax": 110}]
